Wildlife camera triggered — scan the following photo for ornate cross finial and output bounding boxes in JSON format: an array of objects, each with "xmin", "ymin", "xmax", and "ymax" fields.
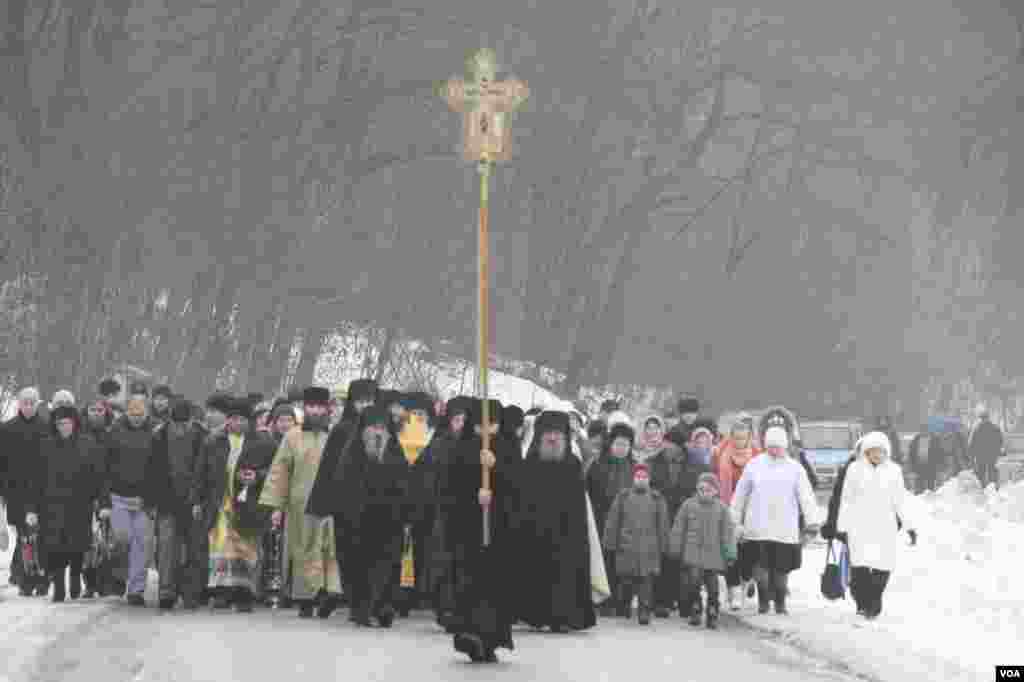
[{"xmin": 439, "ymin": 48, "xmax": 529, "ymax": 166}]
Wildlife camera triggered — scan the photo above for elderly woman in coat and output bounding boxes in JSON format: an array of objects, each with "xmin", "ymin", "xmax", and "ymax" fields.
[{"xmin": 836, "ymin": 431, "xmax": 917, "ymax": 620}]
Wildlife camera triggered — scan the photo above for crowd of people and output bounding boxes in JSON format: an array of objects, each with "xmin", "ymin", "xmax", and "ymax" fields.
[{"xmin": 1, "ymin": 381, "xmax": 922, "ymax": 662}]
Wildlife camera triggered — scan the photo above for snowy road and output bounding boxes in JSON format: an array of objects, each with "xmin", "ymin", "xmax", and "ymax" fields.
[{"xmin": 19, "ymin": 603, "xmax": 863, "ymax": 682}]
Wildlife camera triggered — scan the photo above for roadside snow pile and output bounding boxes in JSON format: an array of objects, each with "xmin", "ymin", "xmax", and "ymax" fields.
[{"xmin": 734, "ymin": 474, "xmax": 1023, "ymax": 682}]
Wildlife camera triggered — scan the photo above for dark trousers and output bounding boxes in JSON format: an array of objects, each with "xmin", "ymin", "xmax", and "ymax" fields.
[
  {"xmin": 155, "ymin": 511, "xmax": 205, "ymax": 604},
  {"xmin": 680, "ymin": 566, "xmax": 720, "ymax": 611},
  {"xmin": 850, "ymin": 566, "xmax": 891, "ymax": 616},
  {"xmin": 616, "ymin": 575, "xmax": 654, "ymax": 611},
  {"xmin": 975, "ymin": 459, "xmax": 998, "ymax": 488},
  {"xmin": 655, "ymin": 556, "xmax": 681, "ymax": 610},
  {"xmin": 754, "ymin": 565, "xmax": 790, "ymax": 608},
  {"xmin": 47, "ymin": 552, "xmax": 84, "ymax": 600},
  {"xmin": 725, "ymin": 541, "xmax": 756, "ymax": 588},
  {"xmin": 350, "ymin": 549, "xmax": 399, "ymax": 619}
]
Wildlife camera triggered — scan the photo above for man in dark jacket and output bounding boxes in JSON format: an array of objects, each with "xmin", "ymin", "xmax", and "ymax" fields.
[
  {"xmin": 969, "ymin": 407, "xmax": 1004, "ymax": 487},
  {"xmin": 150, "ymin": 385, "xmax": 173, "ymax": 432},
  {"xmin": 665, "ymin": 396, "xmax": 701, "ymax": 450},
  {"xmin": 106, "ymin": 396, "xmax": 157, "ymax": 605},
  {"xmin": 2, "ymin": 386, "xmax": 52, "ymax": 596},
  {"xmin": 145, "ymin": 399, "xmax": 205, "ymax": 609}
]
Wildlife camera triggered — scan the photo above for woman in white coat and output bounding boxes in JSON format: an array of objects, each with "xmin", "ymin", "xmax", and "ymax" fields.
[{"xmin": 836, "ymin": 431, "xmax": 917, "ymax": 620}]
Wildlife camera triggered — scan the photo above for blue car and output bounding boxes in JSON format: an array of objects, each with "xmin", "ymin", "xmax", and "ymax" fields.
[{"xmin": 799, "ymin": 421, "xmax": 863, "ymax": 488}]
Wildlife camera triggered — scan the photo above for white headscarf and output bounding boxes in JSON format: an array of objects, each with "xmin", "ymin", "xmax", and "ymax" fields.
[{"xmin": 858, "ymin": 430, "xmax": 891, "ymax": 459}]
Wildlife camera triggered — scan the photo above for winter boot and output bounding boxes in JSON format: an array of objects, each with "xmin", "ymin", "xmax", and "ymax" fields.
[
  {"xmin": 706, "ymin": 602, "xmax": 720, "ymax": 629},
  {"xmin": 637, "ymin": 604, "xmax": 651, "ymax": 625},
  {"xmin": 376, "ymin": 604, "xmax": 396, "ymax": 628},
  {"xmin": 126, "ymin": 593, "xmax": 146, "ymax": 607},
  {"xmin": 234, "ymin": 590, "xmax": 254, "ymax": 613},
  {"xmin": 298, "ymin": 601, "xmax": 315, "ymax": 618},
  {"xmin": 51, "ymin": 575, "xmax": 66, "ymax": 604},
  {"xmin": 654, "ymin": 606, "xmax": 670, "ymax": 618},
  {"xmin": 454, "ymin": 633, "xmax": 486, "ymax": 663},
  {"xmin": 317, "ymin": 596, "xmax": 337, "ymax": 619},
  {"xmin": 159, "ymin": 597, "xmax": 176, "ymax": 610},
  {"xmin": 773, "ymin": 572, "xmax": 789, "ymax": 615}
]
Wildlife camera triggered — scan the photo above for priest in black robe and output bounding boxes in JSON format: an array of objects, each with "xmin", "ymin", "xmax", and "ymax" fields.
[
  {"xmin": 443, "ymin": 398, "xmax": 521, "ymax": 663},
  {"xmin": 326, "ymin": 405, "xmax": 408, "ymax": 627},
  {"xmin": 515, "ymin": 411, "xmax": 596, "ymax": 632}
]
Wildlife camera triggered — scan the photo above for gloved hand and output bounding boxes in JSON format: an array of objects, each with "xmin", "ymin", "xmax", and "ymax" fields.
[
  {"xmin": 193, "ymin": 505, "xmax": 202, "ymax": 521},
  {"xmin": 98, "ymin": 508, "xmax": 111, "ymax": 521},
  {"xmin": 734, "ymin": 525, "xmax": 745, "ymax": 541},
  {"xmin": 907, "ymin": 529, "xmax": 917, "ymax": 546},
  {"xmin": 836, "ymin": 531, "xmax": 849, "ymax": 544},
  {"xmin": 25, "ymin": 512, "xmax": 38, "ymax": 526},
  {"xmin": 271, "ymin": 510, "xmax": 283, "ymax": 529}
]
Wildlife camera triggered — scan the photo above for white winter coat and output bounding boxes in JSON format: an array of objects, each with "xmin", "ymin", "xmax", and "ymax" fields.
[
  {"xmin": 731, "ymin": 453, "xmax": 822, "ymax": 545},
  {"xmin": 836, "ymin": 435, "xmax": 913, "ymax": 572}
]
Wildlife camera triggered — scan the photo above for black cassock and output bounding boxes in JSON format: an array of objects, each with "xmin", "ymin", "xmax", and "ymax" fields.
[
  {"xmin": 514, "ymin": 447, "xmax": 596, "ymax": 631},
  {"xmin": 441, "ymin": 431, "xmax": 521, "ymax": 653},
  {"xmin": 326, "ymin": 434, "xmax": 408, "ymax": 624}
]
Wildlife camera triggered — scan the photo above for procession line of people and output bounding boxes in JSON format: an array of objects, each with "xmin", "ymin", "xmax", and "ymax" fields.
[{"xmin": 1, "ymin": 382, "xmax": 922, "ymax": 662}]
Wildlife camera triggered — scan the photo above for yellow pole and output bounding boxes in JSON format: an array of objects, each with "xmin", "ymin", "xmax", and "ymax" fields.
[{"xmin": 478, "ymin": 157, "xmax": 492, "ymax": 546}]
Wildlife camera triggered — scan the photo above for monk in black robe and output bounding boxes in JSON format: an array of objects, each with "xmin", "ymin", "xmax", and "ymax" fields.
[
  {"xmin": 443, "ymin": 398, "xmax": 521, "ymax": 663},
  {"xmin": 515, "ymin": 411, "xmax": 596, "ymax": 632},
  {"xmin": 307, "ymin": 378, "xmax": 378, "ymax": 610},
  {"xmin": 427, "ymin": 395, "xmax": 474, "ymax": 629},
  {"xmin": 325, "ymin": 405, "xmax": 408, "ymax": 627}
]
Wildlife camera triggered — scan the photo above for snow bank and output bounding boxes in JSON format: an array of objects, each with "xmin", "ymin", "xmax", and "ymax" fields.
[{"xmin": 731, "ymin": 473, "xmax": 1024, "ymax": 682}]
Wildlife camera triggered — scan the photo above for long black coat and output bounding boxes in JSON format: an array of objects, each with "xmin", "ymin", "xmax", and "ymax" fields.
[
  {"xmin": 513, "ymin": 446, "xmax": 595, "ymax": 631},
  {"xmin": 145, "ymin": 422, "xmax": 204, "ymax": 517},
  {"xmin": 1, "ymin": 413, "xmax": 51, "ymax": 530},
  {"xmin": 330, "ymin": 434, "xmax": 409, "ymax": 571},
  {"xmin": 194, "ymin": 431, "xmax": 277, "ymax": 533},
  {"xmin": 441, "ymin": 432, "xmax": 521, "ymax": 648},
  {"xmin": 27, "ymin": 432, "xmax": 109, "ymax": 555}
]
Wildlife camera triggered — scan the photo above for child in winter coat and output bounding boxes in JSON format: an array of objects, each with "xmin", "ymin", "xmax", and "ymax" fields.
[
  {"xmin": 602, "ymin": 463, "xmax": 670, "ymax": 625},
  {"xmin": 668, "ymin": 472, "xmax": 736, "ymax": 629}
]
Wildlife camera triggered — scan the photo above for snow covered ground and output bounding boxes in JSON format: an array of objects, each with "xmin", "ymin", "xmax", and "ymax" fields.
[{"xmin": 730, "ymin": 474, "xmax": 1024, "ymax": 682}]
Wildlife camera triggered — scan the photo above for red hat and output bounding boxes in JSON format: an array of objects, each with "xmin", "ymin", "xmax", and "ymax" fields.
[{"xmin": 633, "ymin": 462, "xmax": 650, "ymax": 476}]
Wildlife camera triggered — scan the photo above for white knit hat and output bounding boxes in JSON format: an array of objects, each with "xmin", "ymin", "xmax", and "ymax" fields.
[
  {"xmin": 764, "ymin": 426, "xmax": 789, "ymax": 449},
  {"xmin": 51, "ymin": 389, "xmax": 76, "ymax": 406},
  {"xmin": 18, "ymin": 386, "xmax": 40, "ymax": 402}
]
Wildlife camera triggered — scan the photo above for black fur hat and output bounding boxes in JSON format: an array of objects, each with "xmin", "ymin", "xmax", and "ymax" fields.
[
  {"xmin": 302, "ymin": 386, "xmax": 331, "ymax": 405},
  {"xmin": 501, "ymin": 404, "xmax": 525, "ymax": 434},
  {"xmin": 348, "ymin": 379, "xmax": 378, "ymax": 403},
  {"xmin": 205, "ymin": 392, "xmax": 233, "ymax": 412},
  {"xmin": 99, "ymin": 379, "xmax": 121, "ymax": 398},
  {"xmin": 152, "ymin": 385, "xmax": 173, "ymax": 399},
  {"xmin": 171, "ymin": 399, "xmax": 192, "ymax": 422},
  {"xmin": 678, "ymin": 396, "xmax": 700, "ymax": 414},
  {"xmin": 534, "ymin": 410, "xmax": 571, "ymax": 437},
  {"xmin": 129, "ymin": 381, "xmax": 149, "ymax": 397},
  {"xmin": 446, "ymin": 395, "xmax": 473, "ymax": 417}
]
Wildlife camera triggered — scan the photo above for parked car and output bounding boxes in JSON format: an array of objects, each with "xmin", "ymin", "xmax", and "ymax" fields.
[{"xmin": 799, "ymin": 420, "xmax": 863, "ymax": 489}]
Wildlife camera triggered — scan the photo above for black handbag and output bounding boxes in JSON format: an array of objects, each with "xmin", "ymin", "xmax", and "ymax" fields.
[{"xmin": 820, "ymin": 540, "xmax": 845, "ymax": 601}]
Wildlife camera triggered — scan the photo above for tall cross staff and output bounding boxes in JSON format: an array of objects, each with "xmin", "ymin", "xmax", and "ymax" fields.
[{"xmin": 439, "ymin": 48, "xmax": 529, "ymax": 546}]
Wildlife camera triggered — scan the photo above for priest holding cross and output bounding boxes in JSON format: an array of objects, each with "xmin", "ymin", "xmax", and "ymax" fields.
[{"xmin": 437, "ymin": 47, "xmax": 529, "ymax": 664}]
